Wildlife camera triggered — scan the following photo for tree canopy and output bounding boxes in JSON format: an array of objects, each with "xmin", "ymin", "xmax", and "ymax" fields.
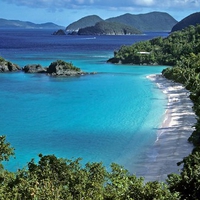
[
  {"xmin": 108, "ymin": 25, "xmax": 200, "ymax": 66},
  {"xmin": 0, "ymin": 137, "xmax": 179, "ymax": 199}
]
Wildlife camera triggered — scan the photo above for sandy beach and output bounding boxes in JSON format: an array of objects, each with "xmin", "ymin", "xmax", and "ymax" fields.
[{"xmin": 135, "ymin": 74, "xmax": 196, "ymax": 182}]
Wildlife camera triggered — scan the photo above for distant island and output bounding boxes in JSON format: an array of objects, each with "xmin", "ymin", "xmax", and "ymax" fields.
[
  {"xmin": 66, "ymin": 12, "xmax": 177, "ymax": 33},
  {"xmin": 77, "ymin": 21, "xmax": 141, "ymax": 35},
  {"xmin": 0, "ymin": 18, "xmax": 64, "ymax": 29}
]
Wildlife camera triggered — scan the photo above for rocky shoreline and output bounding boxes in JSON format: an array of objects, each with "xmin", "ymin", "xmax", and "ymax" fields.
[
  {"xmin": 0, "ymin": 59, "xmax": 96, "ymax": 77},
  {"xmin": 0, "ymin": 57, "xmax": 21, "ymax": 72}
]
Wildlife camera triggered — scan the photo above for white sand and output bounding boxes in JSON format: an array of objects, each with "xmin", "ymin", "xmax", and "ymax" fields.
[{"xmin": 134, "ymin": 74, "xmax": 196, "ymax": 182}]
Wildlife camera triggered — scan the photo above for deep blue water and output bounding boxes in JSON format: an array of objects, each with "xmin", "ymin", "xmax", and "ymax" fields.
[{"xmin": 0, "ymin": 29, "xmax": 168, "ymax": 172}]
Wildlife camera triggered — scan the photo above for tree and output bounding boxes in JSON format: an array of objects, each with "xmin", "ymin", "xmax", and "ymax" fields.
[
  {"xmin": 0, "ymin": 136, "xmax": 15, "ymax": 168},
  {"xmin": 167, "ymin": 152, "xmax": 200, "ymax": 200}
]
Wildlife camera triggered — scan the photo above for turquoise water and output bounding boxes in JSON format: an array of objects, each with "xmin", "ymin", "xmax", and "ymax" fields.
[{"xmin": 0, "ymin": 30, "xmax": 168, "ymax": 172}]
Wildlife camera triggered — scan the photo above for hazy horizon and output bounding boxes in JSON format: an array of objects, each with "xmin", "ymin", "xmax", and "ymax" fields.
[{"xmin": 0, "ymin": 0, "xmax": 199, "ymax": 26}]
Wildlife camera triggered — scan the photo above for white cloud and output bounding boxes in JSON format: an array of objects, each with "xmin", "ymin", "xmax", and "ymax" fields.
[
  {"xmin": 2, "ymin": 0, "xmax": 200, "ymax": 12},
  {"xmin": 134, "ymin": 0, "xmax": 156, "ymax": 6}
]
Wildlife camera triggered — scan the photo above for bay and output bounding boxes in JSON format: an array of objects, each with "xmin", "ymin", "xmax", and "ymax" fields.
[{"xmin": 0, "ymin": 30, "xmax": 168, "ymax": 172}]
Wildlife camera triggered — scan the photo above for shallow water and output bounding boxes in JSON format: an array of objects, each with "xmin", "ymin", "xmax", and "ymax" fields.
[{"xmin": 0, "ymin": 30, "xmax": 168, "ymax": 172}]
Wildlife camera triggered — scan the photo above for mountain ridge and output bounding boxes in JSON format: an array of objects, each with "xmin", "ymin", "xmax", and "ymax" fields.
[
  {"xmin": 0, "ymin": 18, "xmax": 64, "ymax": 29},
  {"xmin": 66, "ymin": 12, "xmax": 177, "ymax": 32},
  {"xmin": 106, "ymin": 12, "xmax": 177, "ymax": 31}
]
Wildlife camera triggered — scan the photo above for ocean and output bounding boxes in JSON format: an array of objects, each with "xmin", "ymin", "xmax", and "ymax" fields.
[{"xmin": 0, "ymin": 29, "xmax": 168, "ymax": 172}]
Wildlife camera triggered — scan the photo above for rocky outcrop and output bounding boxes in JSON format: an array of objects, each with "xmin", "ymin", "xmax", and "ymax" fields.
[
  {"xmin": 0, "ymin": 57, "xmax": 96, "ymax": 77},
  {"xmin": 47, "ymin": 60, "xmax": 96, "ymax": 76},
  {"xmin": 22, "ymin": 64, "xmax": 47, "ymax": 73},
  {"xmin": 52, "ymin": 29, "xmax": 66, "ymax": 35},
  {"xmin": 0, "ymin": 58, "xmax": 21, "ymax": 72}
]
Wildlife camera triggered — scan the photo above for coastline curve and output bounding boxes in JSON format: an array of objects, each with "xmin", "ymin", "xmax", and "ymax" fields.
[{"xmin": 135, "ymin": 74, "xmax": 196, "ymax": 182}]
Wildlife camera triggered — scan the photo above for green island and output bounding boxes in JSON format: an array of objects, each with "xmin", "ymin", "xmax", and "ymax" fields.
[
  {"xmin": 1, "ymin": 25, "xmax": 200, "ymax": 199},
  {"xmin": 77, "ymin": 21, "xmax": 141, "ymax": 35}
]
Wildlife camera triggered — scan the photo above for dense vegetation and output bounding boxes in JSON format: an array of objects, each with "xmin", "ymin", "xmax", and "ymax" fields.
[
  {"xmin": 2, "ymin": 25, "xmax": 200, "ymax": 199},
  {"xmin": 78, "ymin": 21, "xmax": 141, "ymax": 35},
  {"xmin": 0, "ymin": 136, "xmax": 179, "ymax": 199},
  {"xmin": 108, "ymin": 25, "xmax": 200, "ymax": 66},
  {"xmin": 48, "ymin": 60, "xmax": 81, "ymax": 72},
  {"xmin": 171, "ymin": 12, "xmax": 200, "ymax": 32}
]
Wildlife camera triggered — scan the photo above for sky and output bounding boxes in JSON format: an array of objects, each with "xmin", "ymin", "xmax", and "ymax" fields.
[{"xmin": 0, "ymin": 0, "xmax": 200, "ymax": 26}]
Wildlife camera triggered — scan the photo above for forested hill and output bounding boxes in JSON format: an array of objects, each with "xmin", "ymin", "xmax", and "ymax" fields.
[
  {"xmin": 66, "ymin": 15, "xmax": 103, "ymax": 31},
  {"xmin": 108, "ymin": 25, "xmax": 200, "ymax": 66},
  {"xmin": 0, "ymin": 18, "xmax": 64, "ymax": 29},
  {"xmin": 171, "ymin": 12, "xmax": 200, "ymax": 32},
  {"xmin": 106, "ymin": 12, "xmax": 177, "ymax": 32},
  {"xmin": 77, "ymin": 21, "xmax": 141, "ymax": 35},
  {"xmin": 66, "ymin": 12, "xmax": 177, "ymax": 32}
]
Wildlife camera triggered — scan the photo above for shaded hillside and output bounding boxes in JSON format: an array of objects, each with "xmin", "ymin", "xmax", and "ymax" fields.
[
  {"xmin": 78, "ymin": 21, "xmax": 141, "ymax": 35},
  {"xmin": 106, "ymin": 12, "xmax": 177, "ymax": 32},
  {"xmin": 66, "ymin": 15, "xmax": 103, "ymax": 31},
  {"xmin": 171, "ymin": 12, "xmax": 200, "ymax": 32},
  {"xmin": 0, "ymin": 18, "xmax": 64, "ymax": 29}
]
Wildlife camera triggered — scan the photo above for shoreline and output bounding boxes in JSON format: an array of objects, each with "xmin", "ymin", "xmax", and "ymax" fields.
[{"xmin": 134, "ymin": 74, "xmax": 196, "ymax": 182}]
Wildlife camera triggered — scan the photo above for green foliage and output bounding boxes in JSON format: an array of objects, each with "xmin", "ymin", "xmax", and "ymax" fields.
[
  {"xmin": 49, "ymin": 60, "xmax": 81, "ymax": 72},
  {"xmin": 0, "ymin": 57, "xmax": 5, "ymax": 62},
  {"xmin": 0, "ymin": 138, "xmax": 178, "ymax": 200},
  {"xmin": 108, "ymin": 24, "xmax": 200, "ymax": 65},
  {"xmin": 0, "ymin": 136, "xmax": 14, "ymax": 164},
  {"xmin": 167, "ymin": 152, "xmax": 200, "ymax": 200}
]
